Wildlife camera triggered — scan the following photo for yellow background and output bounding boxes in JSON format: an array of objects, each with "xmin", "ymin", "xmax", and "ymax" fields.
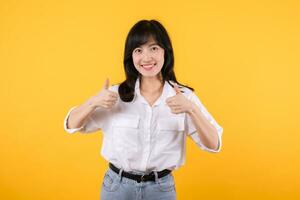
[{"xmin": 1, "ymin": 0, "xmax": 299, "ymax": 199}]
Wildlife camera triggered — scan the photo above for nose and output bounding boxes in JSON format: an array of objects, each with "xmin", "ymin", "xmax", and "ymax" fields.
[{"xmin": 142, "ymin": 51, "xmax": 153, "ymax": 62}]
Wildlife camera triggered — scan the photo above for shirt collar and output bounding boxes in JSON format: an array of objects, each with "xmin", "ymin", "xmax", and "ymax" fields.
[{"xmin": 134, "ymin": 77, "xmax": 176, "ymax": 106}]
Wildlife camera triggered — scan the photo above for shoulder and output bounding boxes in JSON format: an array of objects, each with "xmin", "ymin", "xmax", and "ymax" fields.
[
  {"xmin": 177, "ymin": 85, "xmax": 204, "ymax": 106},
  {"xmin": 181, "ymin": 87, "xmax": 197, "ymax": 101}
]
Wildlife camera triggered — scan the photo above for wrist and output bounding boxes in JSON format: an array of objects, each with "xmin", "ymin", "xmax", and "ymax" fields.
[
  {"xmin": 186, "ymin": 101, "xmax": 197, "ymax": 115},
  {"xmin": 85, "ymin": 96, "xmax": 97, "ymax": 110}
]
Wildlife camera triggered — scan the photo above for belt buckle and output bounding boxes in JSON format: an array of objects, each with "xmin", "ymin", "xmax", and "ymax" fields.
[{"xmin": 140, "ymin": 174, "xmax": 146, "ymax": 182}]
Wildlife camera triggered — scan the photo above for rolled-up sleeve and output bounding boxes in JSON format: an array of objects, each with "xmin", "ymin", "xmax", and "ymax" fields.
[
  {"xmin": 63, "ymin": 106, "xmax": 100, "ymax": 134},
  {"xmin": 185, "ymin": 92, "xmax": 223, "ymax": 153}
]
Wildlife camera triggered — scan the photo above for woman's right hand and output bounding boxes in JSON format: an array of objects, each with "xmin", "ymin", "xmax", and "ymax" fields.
[{"xmin": 90, "ymin": 78, "xmax": 119, "ymax": 109}]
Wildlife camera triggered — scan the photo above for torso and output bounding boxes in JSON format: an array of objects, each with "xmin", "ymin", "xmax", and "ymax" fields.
[{"xmin": 140, "ymin": 91, "xmax": 163, "ymax": 107}]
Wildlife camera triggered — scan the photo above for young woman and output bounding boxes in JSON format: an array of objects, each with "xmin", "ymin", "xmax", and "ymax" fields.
[{"xmin": 64, "ymin": 19, "xmax": 223, "ymax": 200}]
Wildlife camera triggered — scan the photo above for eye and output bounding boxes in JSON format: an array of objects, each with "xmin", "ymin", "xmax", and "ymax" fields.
[
  {"xmin": 151, "ymin": 46, "xmax": 158, "ymax": 51},
  {"xmin": 134, "ymin": 48, "xmax": 142, "ymax": 54}
]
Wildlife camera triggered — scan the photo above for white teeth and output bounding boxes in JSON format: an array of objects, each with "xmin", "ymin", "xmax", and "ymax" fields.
[{"xmin": 142, "ymin": 63, "xmax": 156, "ymax": 68}]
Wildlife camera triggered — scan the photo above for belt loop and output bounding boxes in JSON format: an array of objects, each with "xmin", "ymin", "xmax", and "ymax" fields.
[
  {"xmin": 118, "ymin": 168, "xmax": 123, "ymax": 182},
  {"xmin": 153, "ymin": 171, "xmax": 159, "ymax": 183}
]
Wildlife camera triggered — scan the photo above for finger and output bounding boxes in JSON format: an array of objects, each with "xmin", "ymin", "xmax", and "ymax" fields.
[
  {"xmin": 174, "ymin": 107, "xmax": 181, "ymax": 111},
  {"xmin": 108, "ymin": 99, "xmax": 118, "ymax": 107},
  {"xmin": 166, "ymin": 99, "xmax": 178, "ymax": 106},
  {"xmin": 106, "ymin": 101, "xmax": 114, "ymax": 107},
  {"xmin": 103, "ymin": 78, "xmax": 110, "ymax": 90},
  {"xmin": 165, "ymin": 97, "xmax": 174, "ymax": 104},
  {"xmin": 108, "ymin": 92, "xmax": 118, "ymax": 98},
  {"xmin": 104, "ymin": 101, "xmax": 114, "ymax": 108},
  {"xmin": 170, "ymin": 104, "xmax": 181, "ymax": 108},
  {"xmin": 171, "ymin": 109, "xmax": 179, "ymax": 114},
  {"xmin": 108, "ymin": 96, "xmax": 118, "ymax": 102},
  {"xmin": 172, "ymin": 107, "xmax": 181, "ymax": 114},
  {"xmin": 105, "ymin": 98, "xmax": 117, "ymax": 103},
  {"xmin": 101, "ymin": 103, "xmax": 108, "ymax": 109},
  {"xmin": 169, "ymin": 105, "xmax": 181, "ymax": 110},
  {"xmin": 167, "ymin": 101, "xmax": 177, "ymax": 107},
  {"xmin": 104, "ymin": 95, "xmax": 117, "ymax": 101},
  {"xmin": 173, "ymin": 83, "xmax": 181, "ymax": 94}
]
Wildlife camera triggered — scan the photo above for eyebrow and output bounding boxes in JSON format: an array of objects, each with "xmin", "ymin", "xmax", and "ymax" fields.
[{"xmin": 136, "ymin": 43, "xmax": 158, "ymax": 48}]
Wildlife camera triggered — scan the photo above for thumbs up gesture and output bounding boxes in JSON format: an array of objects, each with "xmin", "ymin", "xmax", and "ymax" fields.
[
  {"xmin": 165, "ymin": 83, "xmax": 193, "ymax": 114},
  {"xmin": 90, "ymin": 78, "xmax": 119, "ymax": 109}
]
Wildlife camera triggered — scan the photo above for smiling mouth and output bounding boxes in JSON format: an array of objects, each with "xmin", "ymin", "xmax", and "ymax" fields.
[{"xmin": 141, "ymin": 63, "xmax": 156, "ymax": 70}]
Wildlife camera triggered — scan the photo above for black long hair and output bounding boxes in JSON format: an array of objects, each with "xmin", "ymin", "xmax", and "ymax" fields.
[{"xmin": 118, "ymin": 19, "xmax": 194, "ymax": 102}]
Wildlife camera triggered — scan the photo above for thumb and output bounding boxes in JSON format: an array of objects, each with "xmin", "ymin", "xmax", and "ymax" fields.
[
  {"xmin": 174, "ymin": 83, "xmax": 181, "ymax": 94},
  {"xmin": 103, "ymin": 78, "xmax": 110, "ymax": 90}
]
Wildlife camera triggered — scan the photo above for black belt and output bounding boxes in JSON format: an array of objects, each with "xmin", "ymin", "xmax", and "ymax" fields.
[{"xmin": 109, "ymin": 163, "xmax": 171, "ymax": 183}]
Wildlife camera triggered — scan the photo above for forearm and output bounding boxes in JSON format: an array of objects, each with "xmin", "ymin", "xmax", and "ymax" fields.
[
  {"xmin": 67, "ymin": 97, "xmax": 96, "ymax": 129},
  {"xmin": 187, "ymin": 102, "xmax": 219, "ymax": 150}
]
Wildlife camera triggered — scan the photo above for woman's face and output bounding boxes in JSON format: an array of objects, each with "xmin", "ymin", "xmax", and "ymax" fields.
[{"xmin": 132, "ymin": 37, "xmax": 165, "ymax": 78}]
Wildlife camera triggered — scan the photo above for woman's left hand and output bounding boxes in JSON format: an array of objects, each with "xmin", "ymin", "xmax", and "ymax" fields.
[{"xmin": 166, "ymin": 83, "xmax": 194, "ymax": 114}]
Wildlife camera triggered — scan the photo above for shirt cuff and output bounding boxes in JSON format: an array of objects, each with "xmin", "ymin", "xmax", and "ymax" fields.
[
  {"xmin": 64, "ymin": 106, "xmax": 84, "ymax": 134},
  {"xmin": 189, "ymin": 125, "xmax": 223, "ymax": 153}
]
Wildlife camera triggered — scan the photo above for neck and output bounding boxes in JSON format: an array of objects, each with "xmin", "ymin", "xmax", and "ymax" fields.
[{"xmin": 140, "ymin": 75, "xmax": 163, "ymax": 94}]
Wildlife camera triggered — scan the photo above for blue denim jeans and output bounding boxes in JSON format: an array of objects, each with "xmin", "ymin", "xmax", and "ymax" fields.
[{"xmin": 100, "ymin": 168, "xmax": 176, "ymax": 200}]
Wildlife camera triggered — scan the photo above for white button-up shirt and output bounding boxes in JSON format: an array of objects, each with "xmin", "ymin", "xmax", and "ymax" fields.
[{"xmin": 64, "ymin": 78, "xmax": 223, "ymax": 173}]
